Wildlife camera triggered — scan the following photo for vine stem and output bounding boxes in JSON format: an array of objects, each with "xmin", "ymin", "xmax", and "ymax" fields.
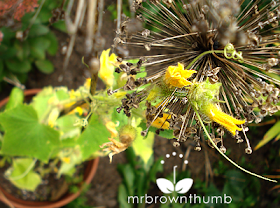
[
  {"xmin": 7, "ymin": 159, "xmax": 37, "ymax": 181},
  {"xmin": 23, "ymin": 0, "xmax": 46, "ymax": 40},
  {"xmin": 193, "ymin": 108, "xmax": 277, "ymax": 183},
  {"xmin": 186, "ymin": 50, "xmax": 223, "ymax": 70}
]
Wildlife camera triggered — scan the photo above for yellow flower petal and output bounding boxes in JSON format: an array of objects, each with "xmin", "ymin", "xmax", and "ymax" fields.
[
  {"xmin": 151, "ymin": 113, "xmax": 171, "ymax": 129},
  {"xmin": 64, "ymin": 89, "xmax": 77, "ymax": 108},
  {"xmin": 99, "ymin": 49, "xmax": 117, "ymax": 87},
  {"xmin": 61, "ymin": 157, "xmax": 71, "ymax": 164},
  {"xmin": 164, "ymin": 62, "xmax": 196, "ymax": 88},
  {"xmin": 205, "ymin": 104, "xmax": 245, "ymax": 135},
  {"xmin": 105, "ymin": 121, "xmax": 119, "ymax": 138},
  {"xmin": 48, "ymin": 108, "xmax": 60, "ymax": 127},
  {"xmin": 84, "ymin": 78, "xmax": 91, "ymax": 89},
  {"xmin": 68, "ymin": 106, "xmax": 84, "ymax": 116}
]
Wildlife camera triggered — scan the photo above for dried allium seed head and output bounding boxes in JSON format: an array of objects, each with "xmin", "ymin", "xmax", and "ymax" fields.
[{"xmin": 113, "ymin": 0, "xmax": 280, "ymax": 154}]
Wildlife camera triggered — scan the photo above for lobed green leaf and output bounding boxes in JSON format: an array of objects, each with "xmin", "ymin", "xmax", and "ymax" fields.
[{"xmin": 0, "ymin": 105, "xmax": 60, "ymax": 162}]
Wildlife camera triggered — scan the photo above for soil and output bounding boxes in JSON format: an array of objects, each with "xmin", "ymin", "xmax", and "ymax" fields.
[
  {"xmin": 0, "ymin": 0, "xmax": 280, "ymax": 207},
  {"xmin": 0, "ymin": 160, "xmax": 87, "ymax": 202}
]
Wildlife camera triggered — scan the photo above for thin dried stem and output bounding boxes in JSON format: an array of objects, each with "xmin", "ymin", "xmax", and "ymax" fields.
[
  {"xmin": 85, "ymin": 0, "xmax": 97, "ymax": 54},
  {"xmin": 63, "ymin": 0, "xmax": 87, "ymax": 71},
  {"xmin": 117, "ymin": 0, "xmax": 122, "ymax": 33},
  {"xmin": 3, "ymin": 76, "xmax": 25, "ymax": 90}
]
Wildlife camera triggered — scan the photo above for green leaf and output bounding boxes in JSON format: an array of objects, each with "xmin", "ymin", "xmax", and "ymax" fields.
[
  {"xmin": 6, "ymin": 158, "xmax": 41, "ymax": 191},
  {"xmin": 77, "ymin": 114, "xmax": 111, "ymax": 160},
  {"xmin": 45, "ymin": 0, "xmax": 61, "ymax": 10},
  {"xmin": 29, "ymin": 36, "xmax": 51, "ymax": 60},
  {"xmin": 14, "ymin": 40, "xmax": 30, "ymax": 61},
  {"xmin": 132, "ymin": 127, "xmax": 154, "ymax": 165},
  {"xmin": 118, "ymin": 164, "xmax": 135, "ymax": 196},
  {"xmin": 30, "ymin": 86, "xmax": 54, "ymax": 122},
  {"xmin": 5, "ymin": 87, "xmax": 24, "ymax": 110},
  {"xmin": 30, "ymin": 46, "xmax": 45, "ymax": 60},
  {"xmin": 0, "ymin": 105, "xmax": 60, "ymax": 162},
  {"xmin": 45, "ymin": 32, "xmax": 58, "ymax": 56},
  {"xmin": 135, "ymin": 168, "xmax": 147, "ymax": 197},
  {"xmin": 0, "ymin": 60, "xmax": 3, "ymax": 77},
  {"xmin": 56, "ymin": 114, "xmax": 81, "ymax": 140},
  {"xmin": 5, "ymin": 58, "xmax": 32, "ymax": 73},
  {"xmin": 29, "ymin": 24, "xmax": 50, "ymax": 37},
  {"xmin": 223, "ymin": 182, "xmax": 243, "ymax": 202},
  {"xmin": 111, "ymin": 107, "xmax": 128, "ymax": 131},
  {"xmin": 225, "ymin": 170, "xmax": 247, "ymax": 189},
  {"xmin": 55, "ymin": 88, "xmax": 70, "ymax": 100},
  {"xmin": 52, "ymin": 20, "xmax": 67, "ymax": 33},
  {"xmin": 0, "ymin": 27, "xmax": 15, "ymax": 43},
  {"xmin": 148, "ymin": 157, "xmax": 163, "ymax": 182},
  {"xmin": 38, "ymin": 7, "xmax": 52, "ymax": 23},
  {"xmin": 58, "ymin": 148, "xmax": 83, "ymax": 177},
  {"xmin": 254, "ymin": 120, "xmax": 280, "ymax": 150},
  {"xmin": 20, "ymin": 13, "xmax": 34, "ymax": 27},
  {"xmin": 0, "ymin": 46, "xmax": 17, "ymax": 59},
  {"xmin": 35, "ymin": 59, "xmax": 54, "ymax": 74},
  {"xmin": 14, "ymin": 73, "xmax": 28, "ymax": 84},
  {"xmin": 118, "ymin": 184, "xmax": 132, "ymax": 208}
]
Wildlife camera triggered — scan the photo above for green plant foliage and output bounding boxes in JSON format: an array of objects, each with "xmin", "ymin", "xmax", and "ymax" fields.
[
  {"xmin": 0, "ymin": 83, "xmax": 114, "ymax": 190},
  {"xmin": 0, "ymin": 0, "xmax": 59, "ymax": 89},
  {"xmin": 255, "ymin": 120, "xmax": 280, "ymax": 150},
  {"xmin": 52, "ymin": 20, "xmax": 68, "ymax": 33},
  {"xmin": 29, "ymin": 36, "xmax": 51, "ymax": 60},
  {"xmin": 132, "ymin": 125, "xmax": 155, "ymax": 165},
  {"xmin": 77, "ymin": 114, "xmax": 111, "ymax": 160},
  {"xmin": 5, "ymin": 158, "xmax": 41, "ymax": 191},
  {"xmin": 118, "ymin": 148, "xmax": 163, "ymax": 208},
  {"xmin": 5, "ymin": 58, "xmax": 32, "ymax": 73},
  {"xmin": 5, "ymin": 87, "xmax": 24, "ymax": 110},
  {"xmin": 35, "ymin": 59, "xmax": 54, "ymax": 74},
  {"xmin": 56, "ymin": 114, "xmax": 81, "ymax": 140},
  {"xmin": 62, "ymin": 186, "xmax": 92, "ymax": 208},
  {"xmin": 107, "ymin": 0, "xmax": 130, "ymax": 20},
  {"xmin": 139, "ymin": 121, "xmax": 174, "ymax": 139},
  {"xmin": 57, "ymin": 147, "xmax": 83, "ymax": 177},
  {"xmin": 0, "ymin": 104, "xmax": 60, "ymax": 162},
  {"xmin": 30, "ymin": 86, "xmax": 58, "ymax": 121}
]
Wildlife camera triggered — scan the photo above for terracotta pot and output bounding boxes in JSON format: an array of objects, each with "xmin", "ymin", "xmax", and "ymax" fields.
[{"xmin": 0, "ymin": 89, "xmax": 99, "ymax": 208}]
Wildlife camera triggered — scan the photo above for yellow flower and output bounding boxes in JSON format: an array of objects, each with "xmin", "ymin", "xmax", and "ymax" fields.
[
  {"xmin": 205, "ymin": 104, "xmax": 245, "ymax": 135},
  {"xmin": 64, "ymin": 89, "xmax": 77, "ymax": 108},
  {"xmin": 61, "ymin": 157, "xmax": 71, "ymax": 164},
  {"xmin": 99, "ymin": 49, "xmax": 117, "ymax": 87},
  {"xmin": 151, "ymin": 113, "xmax": 171, "ymax": 130},
  {"xmin": 164, "ymin": 63, "xmax": 197, "ymax": 88},
  {"xmin": 68, "ymin": 106, "xmax": 84, "ymax": 116}
]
